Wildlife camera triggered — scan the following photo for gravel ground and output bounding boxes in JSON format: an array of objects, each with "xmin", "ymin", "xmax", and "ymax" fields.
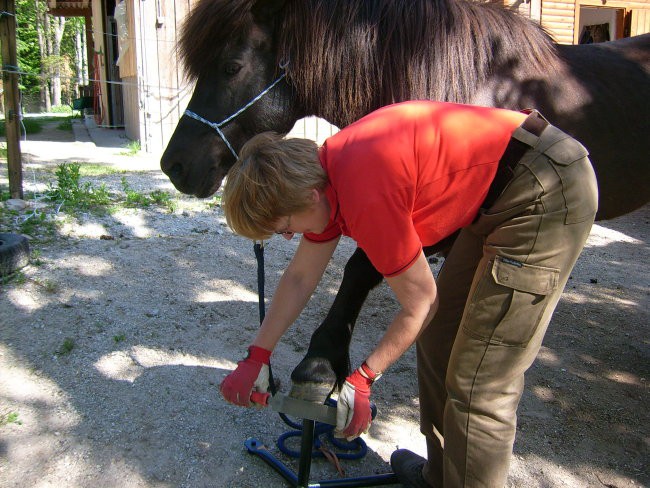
[{"xmin": 0, "ymin": 118, "xmax": 648, "ymax": 487}]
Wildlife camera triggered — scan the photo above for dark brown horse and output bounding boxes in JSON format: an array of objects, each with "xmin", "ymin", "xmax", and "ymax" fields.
[{"xmin": 161, "ymin": 0, "xmax": 650, "ymax": 399}]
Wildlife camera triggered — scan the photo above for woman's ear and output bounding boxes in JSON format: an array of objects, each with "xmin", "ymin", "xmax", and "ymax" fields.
[{"xmin": 310, "ymin": 188, "xmax": 321, "ymax": 204}]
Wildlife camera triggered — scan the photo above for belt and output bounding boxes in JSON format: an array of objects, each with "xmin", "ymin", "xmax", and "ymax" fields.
[{"xmin": 482, "ymin": 110, "xmax": 549, "ymax": 208}]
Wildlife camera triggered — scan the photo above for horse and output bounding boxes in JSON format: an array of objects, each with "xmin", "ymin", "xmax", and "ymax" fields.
[{"xmin": 160, "ymin": 0, "xmax": 650, "ymax": 401}]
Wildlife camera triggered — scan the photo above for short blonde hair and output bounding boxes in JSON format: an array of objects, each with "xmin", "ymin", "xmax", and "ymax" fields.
[{"xmin": 222, "ymin": 132, "xmax": 327, "ymax": 240}]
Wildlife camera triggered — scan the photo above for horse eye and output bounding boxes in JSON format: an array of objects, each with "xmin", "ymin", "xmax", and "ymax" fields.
[{"xmin": 224, "ymin": 62, "xmax": 242, "ymax": 76}]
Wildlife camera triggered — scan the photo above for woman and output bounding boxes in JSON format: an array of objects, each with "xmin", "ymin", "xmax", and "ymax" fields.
[{"xmin": 219, "ymin": 101, "xmax": 598, "ymax": 487}]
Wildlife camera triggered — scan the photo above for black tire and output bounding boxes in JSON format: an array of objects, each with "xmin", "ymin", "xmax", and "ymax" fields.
[{"xmin": 0, "ymin": 233, "xmax": 30, "ymax": 276}]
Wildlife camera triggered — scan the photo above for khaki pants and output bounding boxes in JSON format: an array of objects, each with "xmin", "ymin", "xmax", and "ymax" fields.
[{"xmin": 417, "ymin": 121, "xmax": 598, "ymax": 487}]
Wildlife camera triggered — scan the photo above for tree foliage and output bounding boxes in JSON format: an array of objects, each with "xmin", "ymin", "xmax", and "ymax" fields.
[
  {"xmin": 15, "ymin": 0, "xmax": 41, "ymax": 99},
  {"xmin": 14, "ymin": 0, "xmax": 87, "ymax": 111}
]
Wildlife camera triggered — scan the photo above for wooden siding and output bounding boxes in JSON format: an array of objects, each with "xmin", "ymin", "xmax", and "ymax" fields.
[
  {"xmin": 102, "ymin": 0, "xmax": 193, "ymax": 153},
  {"xmin": 506, "ymin": 0, "xmax": 650, "ymax": 43},
  {"xmin": 121, "ymin": 75, "xmax": 139, "ymax": 142},
  {"xmin": 630, "ymin": 7, "xmax": 650, "ymax": 35},
  {"xmin": 126, "ymin": 0, "xmax": 195, "ymax": 154},
  {"xmin": 90, "ymin": 0, "xmax": 108, "ymax": 125},
  {"xmin": 541, "ymin": 0, "xmax": 577, "ymax": 44},
  {"xmin": 504, "ymin": 0, "xmax": 577, "ymax": 43},
  {"xmin": 116, "ymin": 0, "xmax": 136, "ymax": 78}
]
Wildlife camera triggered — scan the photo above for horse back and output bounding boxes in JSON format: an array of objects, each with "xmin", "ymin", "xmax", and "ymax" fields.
[{"xmin": 550, "ymin": 34, "xmax": 650, "ymax": 220}]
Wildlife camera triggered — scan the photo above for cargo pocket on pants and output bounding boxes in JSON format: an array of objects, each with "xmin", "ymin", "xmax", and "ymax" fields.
[{"xmin": 462, "ymin": 256, "xmax": 560, "ymax": 347}]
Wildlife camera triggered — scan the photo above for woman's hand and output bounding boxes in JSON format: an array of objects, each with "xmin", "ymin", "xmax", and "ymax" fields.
[{"xmin": 220, "ymin": 345, "xmax": 271, "ymax": 406}]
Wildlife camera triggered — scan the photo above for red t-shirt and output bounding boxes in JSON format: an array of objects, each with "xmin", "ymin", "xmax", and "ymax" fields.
[{"xmin": 304, "ymin": 101, "xmax": 527, "ymax": 277}]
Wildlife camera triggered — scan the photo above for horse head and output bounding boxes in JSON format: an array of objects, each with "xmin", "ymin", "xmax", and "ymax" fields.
[{"xmin": 160, "ymin": 0, "xmax": 303, "ymax": 197}]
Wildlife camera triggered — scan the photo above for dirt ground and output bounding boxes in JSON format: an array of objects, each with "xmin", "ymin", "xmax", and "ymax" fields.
[{"xmin": 0, "ymin": 118, "xmax": 648, "ymax": 488}]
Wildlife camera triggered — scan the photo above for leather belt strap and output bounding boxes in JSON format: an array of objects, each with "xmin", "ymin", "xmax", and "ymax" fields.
[{"xmin": 483, "ymin": 110, "xmax": 549, "ymax": 208}]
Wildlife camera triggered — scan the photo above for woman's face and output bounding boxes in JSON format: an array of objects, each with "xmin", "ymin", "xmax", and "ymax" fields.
[{"xmin": 273, "ymin": 189, "xmax": 331, "ymax": 240}]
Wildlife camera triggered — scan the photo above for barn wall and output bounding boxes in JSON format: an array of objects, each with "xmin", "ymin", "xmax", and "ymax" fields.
[
  {"xmin": 541, "ymin": 0, "xmax": 577, "ymax": 44},
  {"xmin": 115, "ymin": 0, "xmax": 138, "ymax": 141},
  {"xmin": 127, "ymin": 0, "xmax": 195, "ymax": 154},
  {"xmin": 121, "ymin": 75, "xmax": 139, "ymax": 142},
  {"xmin": 506, "ymin": 0, "xmax": 650, "ymax": 44},
  {"xmin": 629, "ymin": 6, "xmax": 650, "ymax": 35},
  {"xmin": 90, "ymin": 0, "xmax": 109, "ymax": 125}
]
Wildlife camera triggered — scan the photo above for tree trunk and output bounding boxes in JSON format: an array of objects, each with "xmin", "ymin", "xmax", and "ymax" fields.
[
  {"xmin": 49, "ymin": 15, "xmax": 65, "ymax": 107},
  {"xmin": 74, "ymin": 22, "xmax": 83, "ymax": 95},
  {"xmin": 34, "ymin": 0, "xmax": 50, "ymax": 111}
]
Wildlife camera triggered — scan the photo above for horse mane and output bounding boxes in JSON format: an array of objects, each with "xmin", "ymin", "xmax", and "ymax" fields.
[
  {"xmin": 180, "ymin": 0, "xmax": 560, "ymax": 126},
  {"xmin": 179, "ymin": 0, "xmax": 256, "ymax": 81}
]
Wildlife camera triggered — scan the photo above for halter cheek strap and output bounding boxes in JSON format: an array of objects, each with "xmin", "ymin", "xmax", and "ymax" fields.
[{"xmin": 184, "ymin": 67, "xmax": 288, "ymax": 159}]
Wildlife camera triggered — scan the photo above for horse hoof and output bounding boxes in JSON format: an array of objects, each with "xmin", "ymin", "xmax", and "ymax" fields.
[
  {"xmin": 289, "ymin": 381, "xmax": 335, "ymax": 403},
  {"xmin": 290, "ymin": 356, "xmax": 338, "ymax": 402}
]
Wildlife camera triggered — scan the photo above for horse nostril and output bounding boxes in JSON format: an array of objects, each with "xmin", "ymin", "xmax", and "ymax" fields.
[{"xmin": 166, "ymin": 162, "xmax": 184, "ymax": 180}]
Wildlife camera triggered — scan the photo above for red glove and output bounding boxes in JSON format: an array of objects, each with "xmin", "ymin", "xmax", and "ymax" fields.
[
  {"xmin": 220, "ymin": 345, "xmax": 271, "ymax": 406},
  {"xmin": 335, "ymin": 365, "xmax": 375, "ymax": 440}
]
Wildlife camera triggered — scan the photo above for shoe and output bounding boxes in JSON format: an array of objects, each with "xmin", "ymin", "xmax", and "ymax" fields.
[{"xmin": 390, "ymin": 449, "xmax": 434, "ymax": 487}]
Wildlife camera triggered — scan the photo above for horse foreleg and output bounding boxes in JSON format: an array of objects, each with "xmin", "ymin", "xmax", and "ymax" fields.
[
  {"xmin": 290, "ymin": 247, "xmax": 383, "ymax": 401},
  {"xmin": 288, "ymin": 232, "xmax": 458, "ymax": 402}
]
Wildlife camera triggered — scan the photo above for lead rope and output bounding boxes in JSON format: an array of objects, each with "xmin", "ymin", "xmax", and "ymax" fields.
[
  {"xmin": 253, "ymin": 241, "xmax": 277, "ymax": 396},
  {"xmin": 253, "ymin": 241, "xmax": 369, "ymax": 470}
]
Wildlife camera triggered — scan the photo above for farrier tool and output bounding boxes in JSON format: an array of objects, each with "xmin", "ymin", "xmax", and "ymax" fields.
[{"xmin": 250, "ymin": 391, "xmax": 338, "ymax": 425}]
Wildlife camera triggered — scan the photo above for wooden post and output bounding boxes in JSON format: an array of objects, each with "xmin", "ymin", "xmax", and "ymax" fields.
[{"xmin": 0, "ymin": 0, "xmax": 23, "ymax": 199}]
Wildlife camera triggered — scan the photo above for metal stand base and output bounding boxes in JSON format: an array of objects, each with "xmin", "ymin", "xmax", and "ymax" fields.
[{"xmin": 245, "ymin": 419, "xmax": 398, "ymax": 487}]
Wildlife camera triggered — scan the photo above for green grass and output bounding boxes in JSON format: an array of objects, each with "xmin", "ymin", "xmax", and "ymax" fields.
[
  {"xmin": 121, "ymin": 177, "xmax": 175, "ymax": 212},
  {"xmin": 119, "ymin": 140, "xmax": 141, "ymax": 156},
  {"xmin": 206, "ymin": 194, "xmax": 222, "ymax": 209},
  {"xmin": 1, "ymin": 270, "xmax": 26, "ymax": 286},
  {"xmin": 57, "ymin": 118, "xmax": 72, "ymax": 131},
  {"xmin": 57, "ymin": 338, "xmax": 75, "ymax": 356},
  {"xmin": 1, "ymin": 163, "xmax": 180, "ymax": 240},
  {"xmin": 0, "ymin": 118, "xmax": 43, "ymax": 136},
  {"xmin": 0, "ymin": 114, "xmax": 74, "ymax": 137},
  {"xmin": 79, "ymin": 164, "xmax": 126, "ymax": 177},
  {"xmin": 0, "ymin": 412, "xmax": 22, "ymax": 427},
  {"xmin": 50, "ymin": 105, "xmax": 73, "ymax": 114}
]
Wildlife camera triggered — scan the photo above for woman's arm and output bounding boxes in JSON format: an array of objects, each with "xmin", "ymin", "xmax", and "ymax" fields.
[
  {"xmin": 365, "ymin": 251, "xmax": 438, "ymax": 374},
  {"xmin": 336, "ymin": 250, "xmax": 438, "ymax": 438},
  {"xmin": 252, "ymin": 235, "xmax": 341, "ymax": 351}
]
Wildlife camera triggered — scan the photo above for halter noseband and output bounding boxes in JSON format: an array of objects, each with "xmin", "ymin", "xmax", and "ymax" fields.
[{"xmin": 184, "ymin": 65, "xmax": 288, "ymax": 159}]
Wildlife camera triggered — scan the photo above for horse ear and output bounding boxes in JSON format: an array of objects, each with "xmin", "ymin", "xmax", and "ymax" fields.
[{"xmin": 251, "ymin": 0, "xmax": 287, "ymax": 22}]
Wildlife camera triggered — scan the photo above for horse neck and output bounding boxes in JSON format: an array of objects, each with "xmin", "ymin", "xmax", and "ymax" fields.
[{"xmin": 279, "ymin": 0, "xmax": 558, "ymax": 127}]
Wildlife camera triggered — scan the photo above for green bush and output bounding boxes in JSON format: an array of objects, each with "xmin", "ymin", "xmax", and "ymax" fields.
[
  {"xmin": 50, "ymin": 105, "xmax": 73, "ymax": 114},
  {"xmin": 45, "ymin": 163, "xmax": 111, "ymax": 211}
]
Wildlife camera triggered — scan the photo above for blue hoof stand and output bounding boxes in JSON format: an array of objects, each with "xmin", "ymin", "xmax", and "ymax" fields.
[{"xmin": 245, "ymin": 402, "xmax": 397, "ymax": 487}]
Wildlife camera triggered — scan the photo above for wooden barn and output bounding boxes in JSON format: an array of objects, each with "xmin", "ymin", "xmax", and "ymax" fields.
[
  {"xmin": 48, "ymin": 0, "xmax": 194, "ymax": 154},
  {"xmin": 507, "ymin": 0, "xmax": 650, "ymax": 44},
  {"xmin": 47, "ymin": 0, "xmax": 650, "ymax": 155}
]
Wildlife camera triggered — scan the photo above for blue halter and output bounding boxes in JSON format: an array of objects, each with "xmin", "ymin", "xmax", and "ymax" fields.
[{"xmin": 184, "ymin": 66, "xmax": 288, "ymax": 159}]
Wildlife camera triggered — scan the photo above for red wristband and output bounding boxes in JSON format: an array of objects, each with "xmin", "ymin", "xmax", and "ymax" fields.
[{"xmin": 359, "ymin": 361, "xmax": 382, "ymax": 382}]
